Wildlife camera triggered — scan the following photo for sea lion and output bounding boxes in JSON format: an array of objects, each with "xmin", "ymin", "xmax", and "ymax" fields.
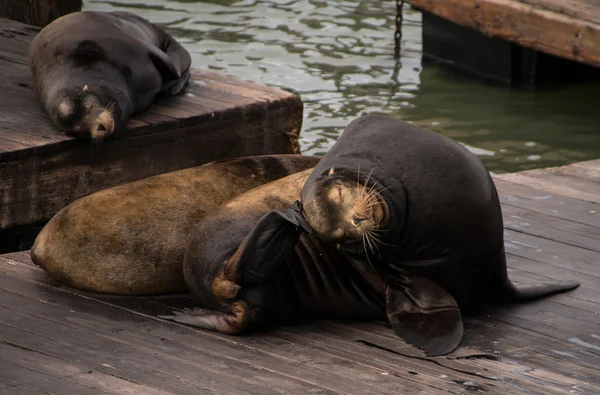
[
  {"xmin": 30, "ymin": 154, "xmax": 320, "ymax": 295},
  {"xmin": 29, "ymin": 10, "xmax": 192, "ymax": 139},
  {"xmin": 159, "ymin": 170, "xmax": 387, "ymax": 334},
  {"xmin": 293, "ymin": 114, "xmax": 580, "ymax": 355}
]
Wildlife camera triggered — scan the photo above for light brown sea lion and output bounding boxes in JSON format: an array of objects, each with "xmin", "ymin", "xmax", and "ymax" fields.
[
  {"xmin": 159, "ymin": 170, "xmax": 386, "ymax": 333},
  {"xmin": 30, "ymin": 154, "xmax": 320, "ymax": 295},
  {"xmin": 29, "ymin": 10, "xmax": 192, "ymax": 139}
]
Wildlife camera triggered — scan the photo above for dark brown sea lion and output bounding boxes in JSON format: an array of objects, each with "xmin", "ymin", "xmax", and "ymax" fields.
[
  {"xmin": 29, "ymin": 10, "xmax": 192, "ymax": 139},
  {"xmin": 159, "ymin": 170, "xmax": 386, "ymax": 333},
  {"xmin": 293, "ymin": 114, "xmax": 580, "ymax": 355},
  {"xmin": 30, "ymin": 154, "xmax": 320, "ymax": 296}
]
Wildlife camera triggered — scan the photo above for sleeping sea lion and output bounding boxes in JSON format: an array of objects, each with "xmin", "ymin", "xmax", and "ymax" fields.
[
  {"xmin": 294, "ymin": 114, "xmax": 580, "ymax": 355},
  {"xmin": 29, "ymin": 10, "xmax": 192, "ymax": 139},
  {"xmin": 159, "ymin": 170, "xmax": 386, "ymax": 334},
  {"xmin": 30, "ymin": 154, "xmax": 320, "ymax": 295}
]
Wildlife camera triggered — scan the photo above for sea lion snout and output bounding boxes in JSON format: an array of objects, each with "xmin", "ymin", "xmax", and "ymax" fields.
[{"xmin": 91, "ymin": 109, "xmax": 116, "ymax": 139}]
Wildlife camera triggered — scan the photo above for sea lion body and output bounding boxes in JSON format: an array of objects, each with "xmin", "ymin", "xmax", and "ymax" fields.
[
  {"xmin": 161, "ymin": 170, "xmax": 385, "ymax": 334},
  {"xmin": 300, "ymin": 114, "xmax": 505, "ymax": 307},
  {"xmin": 31, "ymin": 154, "xmax": 320, "ymax": 295},
  {"xmin": 29, "ymin": 10, "xmax": 192, "ymax": 139},
  {"xmin": 296, "ymin": 114, "xmax": 579, "ymax": 355}
]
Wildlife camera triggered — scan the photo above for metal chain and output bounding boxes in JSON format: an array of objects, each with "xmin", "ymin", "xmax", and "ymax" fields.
[{"xmin": 394, "ymin": 0, "xmax": 405, "ymax": 59}]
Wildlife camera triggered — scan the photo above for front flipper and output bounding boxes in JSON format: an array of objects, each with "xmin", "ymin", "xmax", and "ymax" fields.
[
  {"xmin": 385, "ymin": 269, "xmax": 463, "ymax": 356},
  {"xmin": 225, "ymin": 204, "xmax": 312, "ymax": 286},
  {"xmin": 161, "ymin": 203, "xmax": 310, "ymax": 335}
]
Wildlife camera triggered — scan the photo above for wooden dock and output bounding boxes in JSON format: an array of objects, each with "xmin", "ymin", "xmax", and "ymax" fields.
[
  {"xmin": 1, "ymin": 159, "xmax": 599, "ymax": 394},
  {"xmin": 408, "ymin": 0, "xmax": 600, "ymax": 85},
  {"xmin": 0, "ymin": 17, "xmax": 303, "ymax": 253}
]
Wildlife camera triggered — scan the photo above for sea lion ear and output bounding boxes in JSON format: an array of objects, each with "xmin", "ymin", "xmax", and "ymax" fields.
[
  {"xmin": 328, "ymin": 167, "xmax": 335, "ymax": 176},
  {"xmin": 146, "ymin": 45, "xmax": 182, "ymax": 82},
  {"xmin": 226, "ymin": 209, "xmax": 306, "ymax": 286},
  {"xmin": 385, "ymin": 268, "xmax": 463, "ymax": 356}
]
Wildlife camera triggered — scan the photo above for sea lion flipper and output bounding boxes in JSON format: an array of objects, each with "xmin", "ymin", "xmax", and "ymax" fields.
[
  {"xmin": 385, "ymin": 269, "xmax": 463, "ymax": 356},
  {"xmin": 158, "ymin": 307, "xmax": 244, "ymax": 335},
  {"xmin": 146, "ymin": 45, "xmax": 182, "ymax": 83},
  {"xmin": 226, "ymin": 208, "xmax": 306, "ymax": 286}
]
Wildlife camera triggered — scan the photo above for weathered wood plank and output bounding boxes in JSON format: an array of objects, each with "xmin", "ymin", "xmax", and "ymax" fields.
[
  {"xmin": 0, "ymin": 341, "xmax": 170, "ymax": 395},
  {"xmin": 570, "ymin": 158, "xmax": 600, "ymax": 172},
  {"xmin": 2, "ymin": 242, "xmax": 599, "ymax": 394},
  {"xmin": 327, "ymin": 319, "xmax": 599, "ymax": 394},
  {"xmin": 497, "ymin": 171, "xmax": 600, "ymax": 204},
  {"xmin": 497, "ymin": 159, "xmax": 600, "ymax": 204},
  {"xmin": 502, "ymin": 204, "xmax": 600, "ymax": 243},
  {"xmin": 0, "ymin": 293, "xmax": 343, "ymax": 395},
  {"xmin": 0, "ymin": 258, "xmax": 565, "ymax": 395},
  {"xmin": 495, "ymin": 178, "xmax": 600, "ymax": 228},
  {"xmin": 0, "ymin": 0, "xmax": 82, "ymax": 28},
  {"xmin": 0, "ymin": 264, "xmax": 447, "ymax": 394},
  {"xmin": 520, "ymin": 0, "xmax": 600, "ymax": 25},
  {"xmin": 407, "ymin": 0, "xmax": 600, "ymax": 68}
]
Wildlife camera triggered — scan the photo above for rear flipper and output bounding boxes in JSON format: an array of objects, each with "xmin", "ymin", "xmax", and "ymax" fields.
[
  {"xmin": 385, "ymin": 267, "xmax": 464, "ymax": 356},
  {"xmin": 158, "ymin": 305, "xmax": 252, "ymax": 335},
  {"xmin": 160, "ymin": 205, "xmax": 309, "ymax": 334},
  {"xmin": 485, "ymin": 253, "xmax": 580, "ymax": 303},
  {"xmin": 494, "ymin": 277, "xmax": 580, "ymax": 303}
]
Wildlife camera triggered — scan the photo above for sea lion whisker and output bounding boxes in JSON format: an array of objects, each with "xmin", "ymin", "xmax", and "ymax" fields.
[
  {"xmin": 365, "ymin": 231, "xmax": 381, "ymax": 257},
  {"xmin": 363, "ymin": 232, "xmax": 375, "ymax": 254},
  {"xmin": 369, "ymin": 232, "xmax": 395, "ymax": 248},
  {"xmin": 363, "ymin": 200, "xmax": 381, "ymax": 208},
  {"xmin": 361, "ymin": 168, "xmax": 376, "ymax": 198},
  {"xmin": 362, "ymin": 234, "xmax": 376, "ymax": 271},
  {"xmin": 366, "ymin": 183, "xmax": 391, "ymax": 197},
  {"xmin": 91, "ymin": 136, "xmax": 103, "ymax": 148}
]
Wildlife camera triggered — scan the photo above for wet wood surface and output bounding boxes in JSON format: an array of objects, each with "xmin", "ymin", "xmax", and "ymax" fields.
[
  {"xmin": 1, "ymin": 159, "xmax": 599, "ymax": 394},
  {"xmin": 0, "ymin": 17, "xmax": 303, "ymax": 251},
  {"xmin": 407, "ymin": 0, "xmax": 600, "ymax": 68},
  {"xmin": 0, "ymin": 0, "xmax": 82, "ymax": 27}
]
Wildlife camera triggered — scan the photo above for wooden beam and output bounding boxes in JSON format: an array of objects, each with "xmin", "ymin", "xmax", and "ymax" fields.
[
  {"xmin": 408, "ymin": 0, "xmax": 600, "ymax": 69},
  {"xmin": 0, "ymin": 0, "xmax": 82, "ymax": 27}
]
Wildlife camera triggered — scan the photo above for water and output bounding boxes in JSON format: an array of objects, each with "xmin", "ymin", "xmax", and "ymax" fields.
[{"xmin": 83, "ymin": 0, "xmax": 600, "ymax": 174}]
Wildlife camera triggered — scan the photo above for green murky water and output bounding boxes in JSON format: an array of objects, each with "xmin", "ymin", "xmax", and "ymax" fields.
[{"xmin": 83, "ymin": 0, "xmax": 600, "ymax": 174}]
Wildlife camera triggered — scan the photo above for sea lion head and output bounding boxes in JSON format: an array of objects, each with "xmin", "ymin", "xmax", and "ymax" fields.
[
  {"xmin": 51, "ymin": 84, "xmax": 125, "ymax": 140},
  {"xmin": 300, "ymin": 166, "xmax": 390, "ymax": 256}
]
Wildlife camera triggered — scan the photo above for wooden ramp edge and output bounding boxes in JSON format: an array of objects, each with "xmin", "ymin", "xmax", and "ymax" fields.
[
  {"xmin": 1, "ymin": 159, "xmax": 599, "ymax": 394},
  {"xmin": 407, "ymin": 0, "xmax": 600, "ymax": 69},
  {"xmin": 0, "ymin": 17, "xmax": 303, "ymax": 251}
]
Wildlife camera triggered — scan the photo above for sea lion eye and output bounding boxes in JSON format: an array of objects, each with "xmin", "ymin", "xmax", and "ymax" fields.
[{"xmin": 352, "ymin": 216, "xmax": 367, "ymax": 226}]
